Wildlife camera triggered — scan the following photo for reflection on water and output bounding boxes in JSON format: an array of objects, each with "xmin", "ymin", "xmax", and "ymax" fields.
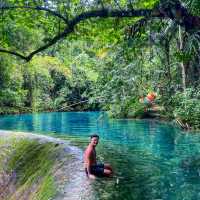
[{"xmin": 0, "ymin": 112, "xmax": 200, "ymax": 199}]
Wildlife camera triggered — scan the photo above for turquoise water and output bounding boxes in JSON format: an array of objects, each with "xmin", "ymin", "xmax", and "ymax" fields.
[{"xmin": 0, "ymin": 112, "xmax": 200, "ymax": 200}]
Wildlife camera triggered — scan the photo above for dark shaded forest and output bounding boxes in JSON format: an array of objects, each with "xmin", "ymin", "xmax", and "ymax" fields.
[{"xmin": 0, "ymin": 0, "xmax": 200, "ymax": 129}]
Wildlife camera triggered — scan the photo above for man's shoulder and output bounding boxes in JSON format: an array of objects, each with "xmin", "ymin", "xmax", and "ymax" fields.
[{"xmin": 85, "ymin": 146, "xmax": 93, "ymax": 154}]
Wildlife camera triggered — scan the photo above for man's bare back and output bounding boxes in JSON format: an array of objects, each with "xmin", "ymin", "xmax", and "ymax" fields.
[{"xmin": 84, "ymin": 145, "xmax": 96, "ymax": 167}]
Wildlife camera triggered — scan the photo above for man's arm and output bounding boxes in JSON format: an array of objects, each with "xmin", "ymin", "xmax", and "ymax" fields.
[{"xmin": 85, "ymin": 149, "xmax": 96, "ymax": 179}]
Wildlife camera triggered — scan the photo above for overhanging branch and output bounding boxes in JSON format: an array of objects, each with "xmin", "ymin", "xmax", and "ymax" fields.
[
  {"xmin": 0, "ymin": 1, "xmax": 200, "ymax": 61},
  {"xmin": 0, "ymin": 48, "xmax": 28, "ymax": 60}
]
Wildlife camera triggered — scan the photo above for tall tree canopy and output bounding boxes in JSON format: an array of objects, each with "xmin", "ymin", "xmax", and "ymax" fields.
[
  {"xmin": 0, "ymin": 0, "xmax": 200, "ymax": 61},
  {"xmin": 0, "ymin": 0, "xmax": 200, "ymax": 129}
]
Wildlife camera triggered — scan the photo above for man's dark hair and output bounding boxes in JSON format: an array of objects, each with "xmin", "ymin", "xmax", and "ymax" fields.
[{"xmin": 90, "ymin": 134, "xmax": 99, "ymax": 139}]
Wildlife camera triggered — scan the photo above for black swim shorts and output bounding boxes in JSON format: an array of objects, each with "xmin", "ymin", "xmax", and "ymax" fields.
[{"xmin": 90, "ymin": 163, "xmax": 104, "ymax": 177}]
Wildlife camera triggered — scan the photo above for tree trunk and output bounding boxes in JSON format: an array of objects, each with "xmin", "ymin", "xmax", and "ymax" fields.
[
  {"xmin": 178, "ymin": 26, "xmax": 186, "ymax": 92},
  {"xmin": 165, "ymin": 40, "xmax": 172, "ymax": 91}
]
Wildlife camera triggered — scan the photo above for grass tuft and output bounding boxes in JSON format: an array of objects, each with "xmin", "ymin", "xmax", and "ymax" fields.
[{"xmin": 0, "ymin": 137, "xmax": 59, "ymax": 200}]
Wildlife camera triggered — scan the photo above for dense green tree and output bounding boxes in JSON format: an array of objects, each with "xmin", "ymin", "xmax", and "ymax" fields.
[{"xmin": 0, "ymin": 0, "xmax": 200, "ymax": 129}]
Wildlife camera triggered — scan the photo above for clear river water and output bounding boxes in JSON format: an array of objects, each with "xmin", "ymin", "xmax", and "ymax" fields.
[{"xmin": 0, "ymin": 111, "xmax": 200, "ymax": 200}]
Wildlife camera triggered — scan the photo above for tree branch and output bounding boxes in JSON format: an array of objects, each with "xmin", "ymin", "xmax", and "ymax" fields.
[
  {"xmin": 0, "ymin": 1, "xmax": 200, "ymax": 61},
  {"xmin": 0, "ymin": 48, "xmax": 28, "ymax": 60},
  {"xmin": 0, "ymin": 8, "xmax": 158, "ymax": 61}
]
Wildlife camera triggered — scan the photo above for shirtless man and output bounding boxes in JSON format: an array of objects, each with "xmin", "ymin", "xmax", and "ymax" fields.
[{"xmin": 84, "ymin": 134, "xmax": 113, "ymax": 179}]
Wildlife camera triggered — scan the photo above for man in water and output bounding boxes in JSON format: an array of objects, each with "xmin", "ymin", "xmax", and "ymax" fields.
[{"xmin": 84, "ymin": 134, "xmax": 113, "ymax": 179}]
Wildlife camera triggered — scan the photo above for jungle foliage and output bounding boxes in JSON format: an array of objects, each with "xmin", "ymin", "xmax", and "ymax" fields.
[{"xmin": 0, "ymin": 0, "xmax": 200, "ymax": 129}]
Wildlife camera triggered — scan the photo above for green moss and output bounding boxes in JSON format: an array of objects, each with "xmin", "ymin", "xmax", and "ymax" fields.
[
  {"xmin": 7, "ymin": 139, "xmax": 57, "ymax": 185},
  {"xmin": 0, "ymin": 137, "xmax": 59, "ymax": 200},
  {"xmin": 32, "ymin": 175, "xmax": 56, "ymax": 200}
]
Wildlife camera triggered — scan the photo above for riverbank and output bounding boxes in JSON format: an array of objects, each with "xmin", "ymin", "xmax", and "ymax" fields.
[
  {"xmin": 0, "ymin": 109, "xmax": 194, "ymax": 134},
  {"xmin": 0, "ymin": 131, "xmax": 93, "ymax": 200}
]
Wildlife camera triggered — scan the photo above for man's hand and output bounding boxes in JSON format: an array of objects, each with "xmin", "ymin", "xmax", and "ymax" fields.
[{"xmin": 88, "ymin": 174, "xmax": 96, "ymax": 179}]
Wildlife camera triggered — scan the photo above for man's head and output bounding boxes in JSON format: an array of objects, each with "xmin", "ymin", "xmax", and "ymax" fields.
[{"xmin": 90, "ymin": 134, "xmax": 99, "ymax": 147}]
